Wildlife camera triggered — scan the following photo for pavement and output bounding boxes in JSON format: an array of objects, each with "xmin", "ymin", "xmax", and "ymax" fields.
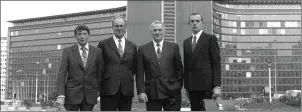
[{"xmin": 1, "ymin": 101, "xmax": 300, "ymax": 111}]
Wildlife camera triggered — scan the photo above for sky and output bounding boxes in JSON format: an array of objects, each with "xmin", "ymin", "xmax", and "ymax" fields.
[{"xmin": 1, "ymin": 1, "xmax": 127, "ymax": 37}]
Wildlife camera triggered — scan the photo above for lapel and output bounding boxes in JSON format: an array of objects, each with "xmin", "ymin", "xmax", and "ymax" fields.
[
  {"xmin": 122, "ymin": 39, "xmax": 132, "ymax": 59},
  {"xmin": 107, "ymin": 37, "xmax": 120, "ymax": 57},
  {"xmin": 147, "ymin": 42, "xmax": 160, "ymax": 69},
  {"xmin": 186, "ymin": 36, "xmax": 194, "ymax": 55},
  {"xmin": 85, "ymin": 45, "xmax": 96, "ymax": 71},
  {"xmin": 193, "ymin": 32, "xmax": 207, "ymax": 54},
  {"xmin": 159, "ymin": 41, "xmax": 168, "ymax": 64},
  {"xmin": 72, "ymin": 44, "xmax": 85, "ymax": 71}
]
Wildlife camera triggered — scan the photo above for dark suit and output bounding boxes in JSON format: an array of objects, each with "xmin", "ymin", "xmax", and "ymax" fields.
[
  {"xmin": 183, "ymin": 32, "xmax": 221, "ymax": 111},
  {"xmin": 136, "ymin": 41, "xmax": 183, "ymax": 111},
  {"xmin": 56, "ymin": 44, "xmax": 104, "ymax": 111},
  {"xmin": 97, "ymin": 37, "xmax": 137, "ymax": 111}
]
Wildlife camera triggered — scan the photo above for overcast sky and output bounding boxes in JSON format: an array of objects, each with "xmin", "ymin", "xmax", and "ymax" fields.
[{"xmin": 1, "ymin": 1, "xmax": 127, "ymax": 37}]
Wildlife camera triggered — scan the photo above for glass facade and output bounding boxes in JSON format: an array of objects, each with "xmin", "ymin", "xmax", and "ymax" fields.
[
  {"xmin": 213, "ymin": 2, "xmax": 301, "ymax": 98},
  {"xmin": 6, "ymin": 7, "xmax": 126, "ymax": 101}
]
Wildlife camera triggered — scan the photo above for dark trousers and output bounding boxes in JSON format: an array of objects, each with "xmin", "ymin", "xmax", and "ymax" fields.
[
  {"xmin": 64, "ymin": 96, "xmax": 95, "ymax": 111},
  {"xmin": 101, "ymin": 87, "xmax": 132, "ymax": 111},
  {"xmin": 188, "ymin": 90, "xmax": 212, "ymax": 111},
  {"xmin": 146, "ymin": 93, "xmax": 181, "ymax": 111}
]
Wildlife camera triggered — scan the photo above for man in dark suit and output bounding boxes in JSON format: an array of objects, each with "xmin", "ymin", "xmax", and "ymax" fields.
[
  {"xmin": 183, "ymin": 12, "xmax": 222, "ymax": 111},
  {"xmin": 136, "ymin": 20, "xmax": 183, "ymax": 111},
  {"xmin": 97, "ymin": 16, "xmax": 137, "ymax": 111},
  {"xmin": 56, "ymin": 24, "xmax": 104, "ymax": 111}
]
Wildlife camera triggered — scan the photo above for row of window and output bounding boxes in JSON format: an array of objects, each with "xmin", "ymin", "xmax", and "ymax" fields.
[
  {"xmin": 6, "ymin": 87, "xmax": 56, "ymax": 99},
  {"xmin": 11, "ymin": 57, "xmax": 60, "ymax": 65},
  {"xmin": 215, "ymin": 2, "xmax": 301, "ymax": 9},
  {"xmin": 223, "ymin": 78, "xmax": 301, "ymax": 85},
  {"xmin": 11, "ymin": 63, "xmax": 60, "ymax": 71},
  {"xmin": 222, "ymin": 56, "xmax": 301, "ymax": 63},
  {"xmin": 11, "ymin": 19, "xmax": 112, "ymax": 36},
  {"xmin": 214, "ymin": 26, "xmax": 301, "ymax": 35},
  {"xmin": 12, "ymin": 75, "xmax": 57, "ymax": 81},
  {"xmin": 222, "ymin": 63, "xmax": 301, "ymax": 70},
  {"xmin": 12, "ymin": 70, "xmax": 58, "ymax": 78},
  {"xmin": 222, "ymin": 49, "xmax": 301, "ymax": 56},
  {"xmin": 11, "ymin": 33, "xmax": 111, "ymax": 47},
  {"xmin": 14, "ymin": 11, "xmax": 125, "ymax": 27},
  {"xmin": 214, "ymin": 18, "xmax": 301, "ymax": 28},
  {"xmin": 213, "ymin": 10, "xmax": 301, "ymax": 20},
  {"xmin": 222, "ymin": 85, "xmax": 301, "ymax": 93},
  {"xmin": 10, "ymin": 51, "xmax": 61, "ymax": 59},
  {"xmin": 10, "ymin": 42, "xmax": 99, "ymax": 53},
  {"xmin": 218, "ymin": 35, "xmax": 301, "ymax": 43},
  {"xmin": 11, "ymin": 26, "xmax": 112, "ymax": 42},
  {"xmin": 222, "ymin": 70, "xmax": 301, "ymax": 78},
  {"xmin": 12, "ymin": 80, "xmax": 57, "ymax": 87}
]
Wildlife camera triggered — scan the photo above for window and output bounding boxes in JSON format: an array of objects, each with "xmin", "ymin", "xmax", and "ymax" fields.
[
  {"xmin": 267, "ymin": 22, "xmax": 281, "ymax": 27},
  {"xmin": 232, "ymin": 21, "xmax": 237, "ymax": 27},
  {"xmin": 276, "ymin": 29, "xmax": 285, "ymax": 34},
  {"xmin": 259, "ymin": 22, "xmax": 267, "ymax": 27},
  {"xmin": 285, "ymin": 22, "xmax": 298, "ymax": 27},
  {"xmin": 241, "ymin": 29, "xmax": 246, "ymax": 35},
  {"xmin": 232, "ymin": 29, "xmax": 237, "ymax": 33},
  {"xmin": 259, "ymin": 29, "xmax": 268, "ymax": 34},
  {"xmin": 254, "ymin": 22, "xmax": 259, "ymax": 27}
]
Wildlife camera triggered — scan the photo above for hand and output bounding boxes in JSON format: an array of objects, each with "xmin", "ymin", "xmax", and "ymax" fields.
[
  {"xmin": 138, "ymin": 93, "xmax": 148, "ymax": 103},
  {"xmin": 212, "ymin": 86, "xmax": 221, "ymax": 99},
  {"xmin": 56, "ymin": 97, "xmax": 65, "ymax": 105}
]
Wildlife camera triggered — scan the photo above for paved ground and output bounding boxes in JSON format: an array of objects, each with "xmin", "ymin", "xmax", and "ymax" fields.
[
  {"xmin": 93, "ymin": 102, "xmax": 301, "ymax": 111},
  {"xmin": 242, "ymin": 102, "xmax": 301, "ymax": 111},
  {"xmin": 2, "ymin": 100, "xmax": 299, "ymax": 111}
]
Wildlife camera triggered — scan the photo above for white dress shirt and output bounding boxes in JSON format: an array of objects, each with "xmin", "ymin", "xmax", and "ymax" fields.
[
  {"xmin": 153, "ymin": 39, "xmax": 164, "ymax": 54},
  {"xmin": 113, "ymin": 35, "xmax": 125, "ymax": 52},
  {"xmin": 192, "ymin": 29, "xmax": 203, "ymax": 43},
  {"xmin": 78, "ymin": 43, "xmax": 89, "ymax": 59}
]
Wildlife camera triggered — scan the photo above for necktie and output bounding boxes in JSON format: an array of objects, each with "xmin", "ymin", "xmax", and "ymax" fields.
[
  {"xmin": 118, "ymin": 39, "xmax": 123, "ymax": 59},
  {"xmin": 81, "ymin": 47, "xmax": 87, "ymax": 67},
  {"xmin": 156, "ymin": 43, "xmax": 161, "ymax": 61},
  {"xmin": 192, "ymin": 35, "xmax": 197, "ymax": 50}
]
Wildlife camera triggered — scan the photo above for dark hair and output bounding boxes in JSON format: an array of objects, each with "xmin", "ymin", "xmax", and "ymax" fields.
[
  {"xmin": 111, "ymin": 16, "xmax": 127, "ymax": 27},
  {"xmin": 74, "ymin": 24, "xmax": 90, "ymax": 36},
  {"xmin": 188, "ymin": 12, "xmax": 204, "ymax": 24}
]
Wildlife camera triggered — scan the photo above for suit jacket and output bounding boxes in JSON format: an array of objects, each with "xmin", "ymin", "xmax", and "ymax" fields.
[
  {"xmin": 183, "ymin": 32, "xmax": 221, "ymax": 91},
  {"xmin": 56, "ymin": 44, "xmax": 104, "ymax": 104},
  {"xmin": 97, "ymin": 36, "xmax": 137, "ymax": 97},
  {"xmin": 136, "ymin": 41, "xmax": 183, "ymax": 100}
]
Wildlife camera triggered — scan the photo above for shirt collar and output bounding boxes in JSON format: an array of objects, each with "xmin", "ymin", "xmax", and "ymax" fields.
[
  {"xmin": 192, "ymin": 29, "xmax": 203, "ymax": 39},
  {"xmin": 113, "ymin": 35, "xmax": 125, "ymax": 42},
  {"xmin": 78, "ymin": 42, "xmax": 89, "ymax": 50},
  {"xmin": 153, "ymin": 38, "xmax": 164, "ymax": 47}
]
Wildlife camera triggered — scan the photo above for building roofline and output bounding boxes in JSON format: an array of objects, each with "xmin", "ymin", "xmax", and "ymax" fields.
[
  {"xmin": 217, "ymin": 0, "xmax": 301, "ymax": 4},
  {"xmin": 7, "ymin": 6, "xmax": 126, "ymax": 23}
]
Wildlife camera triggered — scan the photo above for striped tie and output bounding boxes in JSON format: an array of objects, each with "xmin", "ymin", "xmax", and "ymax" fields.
[
  {"xmin": 156, "ymin": 43, "xmax": 161, "ymax": 61},
  {"xmin": 81, "ymin": 47, "xmax": 87, "ymax": 67},
  {"xmin": 118, "ymin": 39, "xmax": 123, "ymax": 59}
]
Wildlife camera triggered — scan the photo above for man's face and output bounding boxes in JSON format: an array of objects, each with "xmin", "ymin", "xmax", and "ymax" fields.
[
  {"xmin": 75, "ymin": 30, "xmax": 89, "ymax": 46},
  {"xmin": 150, "ymin": 23, "xmax": 165, "ymax": 41},
  {"xmin": 189, "ymin": 15, "xmax": 203, "ymax": 34},
  {"xmin": 112, "ymin": 18, "xmax": 126, "ymax": 38}
]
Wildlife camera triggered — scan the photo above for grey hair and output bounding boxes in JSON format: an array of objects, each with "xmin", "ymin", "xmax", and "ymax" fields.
[
  {"xmin": 111, "ymin": 15, "xmax": 127, "ymax": 27},
  {"xmin": 149, "ymin": 20, "xmax": 165, "ymax": 31}
]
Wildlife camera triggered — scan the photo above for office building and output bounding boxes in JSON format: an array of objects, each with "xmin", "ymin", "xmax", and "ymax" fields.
[
  {"xmin": 6, "ymin": 6, "xmax": 126, "ymax": 101},
  {"xmin": 1, "ymin": 37, "xmax": 8, "ymax": 100}
]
